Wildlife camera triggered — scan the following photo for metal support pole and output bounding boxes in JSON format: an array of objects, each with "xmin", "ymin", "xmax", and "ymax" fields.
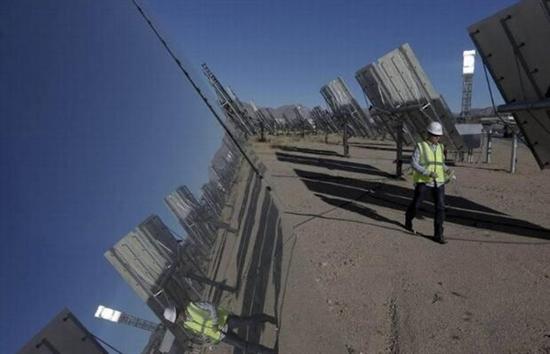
[
  {"xmin": 343, "ymin": 124, "xmax": 350, "ymax": 157},
  {"xmin": 396, "ymin": 120, "xmax": 403, "ymax": 177},
  {"xmin": 259, "ymin": 121, "xmax": 265, "ymax": 142},
  {"xmin": 497, "ymin": 98, "xmax": 550, "ymax": 113},
  {"xmin": 130, "ymin": 1, "xmax": 264, "ymax": 179},
  {"xmin": 510, "ymin": 132, "xmax": 518, "ymax": 173},
  {"xmin": 485, "ymin": 129, "xmax": 492, "ymax": 163}
]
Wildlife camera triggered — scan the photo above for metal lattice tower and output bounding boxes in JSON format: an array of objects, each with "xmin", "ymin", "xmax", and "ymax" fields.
[
  {"xmin": 118, "ymin": 312, "xmax": 159, "ymax": 332},
  {"xmin": 460, "ymin": 50, "xmax": 476, "ymax": 121},
  {"xmin": 460, "ymin": 73, "xmax": 474, "ymax": 120}
]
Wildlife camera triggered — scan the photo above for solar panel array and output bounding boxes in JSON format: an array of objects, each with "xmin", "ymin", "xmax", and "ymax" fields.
[
  {"xmin": 105, "ymin": 135, "xmax": 244, "ymax": 350},
  {"xmin": 17, "ymin": 309, "xmax": 108, "ymax": 354},
  {"xmin": 356, "ymin": 43, "xmax": 465, "ymax": 151},
  {"xmin": 320, "ymin": 77, "xmax": 379, "ymax": 138},
  {"xmin": 469, "ymin": 0, "xmax": 550, "ymax": 169},
  {"xmin": 310, "ymin": 105, "xmax": 340, "ymax": 134}
]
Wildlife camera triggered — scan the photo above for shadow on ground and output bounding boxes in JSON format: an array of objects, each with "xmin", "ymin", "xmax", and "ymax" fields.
[
  {"xmin": 272, "ymin": 144, "xmax": 343, "ymax": 157},
  {"xmin": 349, "ymin": 142, "xmax": 414, "ymax": 153},
  {"xmin": 276, "ymin": 152, "xmax": 397, "ymax": 179},
  {"xmin": 208, "ymin": 166, "xmax": 286, "ymax": 353},
  {"xmin": 295, "ymin": 168, "xmax": 550, "ymax": 241}
]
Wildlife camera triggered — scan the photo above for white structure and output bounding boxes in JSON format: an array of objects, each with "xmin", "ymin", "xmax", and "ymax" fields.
[
  {"xmin": 94, "ymin": 305, "xmax": 122, "ymax": 323},
  {"xmin": 460, "ymin": 50, "xmax": 476, "ymax": 120},
  {"xmin": 463, "ymin": 50, "xmax": 476, "ymax": 75}
]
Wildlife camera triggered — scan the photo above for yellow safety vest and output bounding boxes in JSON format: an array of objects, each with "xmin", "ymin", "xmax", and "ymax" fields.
[
  {"xmin": 182, "ymin": 302, "xmax": 230, "ymax": 344},
  {"xmin": 413, "ymin": 141, "xmax": 446, "ymax": 184}
]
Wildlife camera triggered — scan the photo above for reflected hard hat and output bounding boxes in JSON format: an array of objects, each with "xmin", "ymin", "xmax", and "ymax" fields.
[
  {"xmin": 427, "ymin": 121, "xmax": 443, "ymax": 136},
  {"xmin": 163, "ymin": 306, "xmax": 177, "ymax": 323}
]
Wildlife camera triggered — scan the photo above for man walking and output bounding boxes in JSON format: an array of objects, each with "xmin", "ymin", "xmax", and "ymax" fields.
[
  {"xmin": 164, "ymin": 301, "xmax": 277, "ymax": 354},
  {"xmin": 405, "ymin": 121, "xmax": 452, "ymax": 244}
]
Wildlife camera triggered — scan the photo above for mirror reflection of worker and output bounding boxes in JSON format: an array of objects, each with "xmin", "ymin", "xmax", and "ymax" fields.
[
  {"xmin": 405, "ymin": 121, "xmax": 453, "ymax": 244},
  {"xmin": 164, "ymin": 302, "xmax": 277, "ymax": 354}
]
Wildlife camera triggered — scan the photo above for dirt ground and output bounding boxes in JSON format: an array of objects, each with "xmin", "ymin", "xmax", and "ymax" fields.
[{"xmin": 205, "ymin": 134, "xmax": 550, "ymax": 354}]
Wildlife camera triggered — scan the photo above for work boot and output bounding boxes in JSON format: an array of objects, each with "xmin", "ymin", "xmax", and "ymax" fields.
[
  {"xmin": 434, "ymin": 227, "xmax": 446, "ymax": 244},
  {"xmin": 404, "ymin": 218, "xmax": 414, "ymax": 233}
]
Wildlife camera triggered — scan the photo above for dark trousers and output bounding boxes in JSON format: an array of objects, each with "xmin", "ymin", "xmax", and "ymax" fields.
[
  {"xmin": 221, "ymin": 314, "xmax": 276, "ymax": 354},
  {"xmin": 405, "ymin": 183, "xmax": 445, "ymax": 238}
]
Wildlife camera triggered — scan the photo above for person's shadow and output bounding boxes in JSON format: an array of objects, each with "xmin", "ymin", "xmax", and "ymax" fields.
[
  {"xmin": 316, "ymin": 194, "xmax": 441, "ymax": 243},
  {"xmin": 296, "ymin": 168, "xmax": 550, "ymax": 241}
]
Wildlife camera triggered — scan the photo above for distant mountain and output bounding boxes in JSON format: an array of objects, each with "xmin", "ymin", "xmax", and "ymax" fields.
[
  {"xmin": 470, "ymin": 107, "xmax": 496, "ymax": 117},
  {"xmin": 452, "ymin": 106, "xmax": 496, "ymax": 118}
]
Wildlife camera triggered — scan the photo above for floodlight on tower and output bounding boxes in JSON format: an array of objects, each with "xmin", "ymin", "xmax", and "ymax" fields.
[
  {"xmin": 94, "ymin": 305, "xmax": 121, "ymax": 323},
  {"xmin": 463, "ymin": 50, "xmax": 476, "ymax": 75}
]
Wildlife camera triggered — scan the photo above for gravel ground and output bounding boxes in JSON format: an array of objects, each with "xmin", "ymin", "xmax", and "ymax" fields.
[{"xmin": 207, "ymin": 134, "xmax": 550, "ymax": 354}]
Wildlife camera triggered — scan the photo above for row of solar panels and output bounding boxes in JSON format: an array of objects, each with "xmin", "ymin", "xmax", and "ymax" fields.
[
  {"xmin": 356, "ymin": 43, "xmax": 466, "ymax": 151},
  {"xmin": 103, "ymin": 135, "xmax": 244, "ymax": 351},
  {"xmin": 198, "ymin": 1, "xmax": 550, "ymax": 169},
  {"xmin": 317, "ymin": 44, "xmax": 466, "ymax": 152},
  {"xmin": 319, "ymin": 0, "xmax": 550, "ymax": 169},
  {"xmin": 201, "ymin": 0, "xmax": 549, "ymax": 169}
]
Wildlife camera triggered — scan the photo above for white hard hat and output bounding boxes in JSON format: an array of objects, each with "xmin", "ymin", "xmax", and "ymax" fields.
[
  {"xmin": 427, "ymin": 121, "xmax": 443, "ymax": 136},
  {"xmin": 163, "ymin": 306, "xmax": 177, "ymax": 323}
]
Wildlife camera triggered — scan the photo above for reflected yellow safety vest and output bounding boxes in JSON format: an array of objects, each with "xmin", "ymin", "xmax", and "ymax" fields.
[
  {"xmin": 413, "ymin": 141, "xmax": 446, "ymax": 184},
  {"xmin": 182, "ymin": 302, "xmax": 230, "ymax": 344}
]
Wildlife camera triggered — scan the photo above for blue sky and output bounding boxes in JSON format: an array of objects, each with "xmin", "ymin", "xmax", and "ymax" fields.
[
  {"xmin": 0, "ymin": 1, "xmax": 514, "ymax": 353},
  {"xmin": 146, "ymin": 0, "xmax": 513, "ymax": 112}
]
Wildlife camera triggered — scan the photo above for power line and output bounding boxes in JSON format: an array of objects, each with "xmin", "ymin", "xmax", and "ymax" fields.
[{"xmin": 129, "ymin": 0, "xmax": 263, "ymax": 179}]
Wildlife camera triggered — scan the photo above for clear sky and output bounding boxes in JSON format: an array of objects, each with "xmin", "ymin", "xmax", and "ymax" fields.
[
  {"xmin": 1, "ymin": 1, "xmax": 514, "ymax": 353},
  {"xmin": 146, "ymin": 0, "xmax": 513, "ymax": 111}
]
